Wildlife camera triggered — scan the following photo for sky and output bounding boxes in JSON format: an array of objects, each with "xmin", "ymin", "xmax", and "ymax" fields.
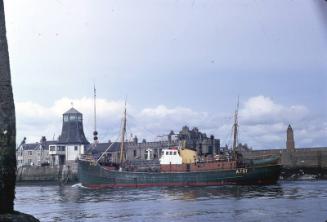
[{"xmin": 3, "ymin": 0, "xmax": 327, "ymax": 149}]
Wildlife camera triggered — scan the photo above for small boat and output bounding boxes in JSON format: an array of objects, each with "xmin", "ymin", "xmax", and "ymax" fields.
[{"xmin": 78, "ymin": 100, "xmax": 281, "ymax": 189}]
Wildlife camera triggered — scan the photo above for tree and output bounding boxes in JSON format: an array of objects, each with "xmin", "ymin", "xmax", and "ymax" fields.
[{"xmin": 0, "ymin": 0, "xmax": 16, "ymax": 214}]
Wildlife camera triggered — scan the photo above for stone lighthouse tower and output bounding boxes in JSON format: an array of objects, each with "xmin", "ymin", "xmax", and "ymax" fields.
[
  {"xmin": 49, "ymin": 107, "xmax": 90, "ymax": 165},
  {"xmin": 58, "ymin": 107, "xmax": 89, "ymax": 145},
  {"xmin": 286, "ymin": 124, "xmax": 295, "ymax": 151}
]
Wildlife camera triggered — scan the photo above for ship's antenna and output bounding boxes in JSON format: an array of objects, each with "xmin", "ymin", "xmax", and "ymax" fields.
[
  {"xmin": 232, "ymin": 96, "xmax": 239, "ymax": 152},
  {"xmin": 93, "ymin": 84, "xmax": 98, "ymax": 144},
  {"xmin": 119, "ymin": 99, "xmax": 127, "ymax": 165}
]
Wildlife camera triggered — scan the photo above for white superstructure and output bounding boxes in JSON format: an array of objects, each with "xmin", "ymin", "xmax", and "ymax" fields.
[{"xmin": 159, "ymin": 148, "xmax": 182, "ymax": 165}]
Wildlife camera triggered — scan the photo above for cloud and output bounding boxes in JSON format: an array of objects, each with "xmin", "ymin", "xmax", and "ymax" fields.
[
  {"xmin": 236, "ymin": 96, "xmax": 324, "ymax": 149},
  {"xmin": 138, "ymin": 105, "xmax": 209, "ymax": 129},
  {"xmin": 16, "ymin": 97, "xmax": 126, "ymax": 144},
  {"xmin": 129, "ymin": 105, "xmax": 213, "ymax": 140},
  {"xmin": 240, "ymin": 95, "xmax": 309, "ymax": 125},
  {"xmin": 15, "ymin": 95, "xmax": 326, "ymax": 149}
]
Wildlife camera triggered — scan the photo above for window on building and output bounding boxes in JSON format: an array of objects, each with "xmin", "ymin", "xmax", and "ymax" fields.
[
  {"xmin": 173, "ymin": 152, "xmax": 176, "ymax": 155},
  {"xmin": 58, "ymin": 146, "xmax": 65, "ymax": 151},
  {"xmin": 77, "ymin": 115, "xmax": 82, "ymax": 122},
  {"xmin": 28, "ymin": 151, "xmax": 32, "ymax": 155},
  {"xmin": 28, "ymin": 159, "xmax": 32, "ymax": 164},
  {"xmin": 63, "ymin": 115, "xmax": 69, "ymax": 122},
  {"xmin": 166, "ymin": 151, "xmax": 169, "ymax": 155},
  {"xmin": 74, "ymin": 146, "xmax": 78, "ymax": 151},
  {"xmin": 169, "ymin": 151, "xmax": 172, "ymax": 155},
  {"xmin": 133, "ymin": 150, "xmax": 137, "ymax": 157},
  {"xmin": 50, "ymin": 146, "xmax": 55, "ymax": 151},
  {"xmin": 69, "ymin": 115, "xmax": 77, "ymax": 121}
]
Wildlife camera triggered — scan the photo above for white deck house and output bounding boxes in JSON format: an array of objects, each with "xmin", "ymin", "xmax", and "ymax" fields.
[{"xmin": 159, "ymin": 148, "xmax": 182, "ymax": 165}]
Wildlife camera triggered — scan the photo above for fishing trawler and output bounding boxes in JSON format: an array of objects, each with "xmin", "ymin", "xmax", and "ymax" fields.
[{"xmin": 78, "ymin": 100, "xmax": 281, "ymax": 189}]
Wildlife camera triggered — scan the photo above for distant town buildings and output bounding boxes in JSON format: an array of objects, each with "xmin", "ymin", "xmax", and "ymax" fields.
[
  {"xmin": 16, "ymin": 107, "xmax": 224, "ymax": 167},
  {"xmin": 16, "ymin": 108, "xmax": 300, "ymax": 167},
  {"xmin": 16, "ymin": 137, "xmax": 55, "ymax": 167},
  {"xmin": 177, "ymin": 126, "xmax": 220, "ymax": 155}
]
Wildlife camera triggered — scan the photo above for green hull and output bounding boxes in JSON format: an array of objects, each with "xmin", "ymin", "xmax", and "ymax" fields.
[{"xmin": 78, "ymin": 160, "xmax": 281, "ymax": 189}]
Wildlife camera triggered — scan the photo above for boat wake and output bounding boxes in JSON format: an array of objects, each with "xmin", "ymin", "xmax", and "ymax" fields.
[
  {"xmin": 71, "ymin": 183, "xmax": 88, "ymax": 189},
  {"xmin": 297, "ymin": 174, "xmax": 318, "ymax": 180}
]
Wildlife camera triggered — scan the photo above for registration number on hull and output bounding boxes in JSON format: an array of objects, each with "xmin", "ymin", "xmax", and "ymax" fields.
[{"xmin": 236, "ymin": 168, "xmax": 248, "ymax": 175}]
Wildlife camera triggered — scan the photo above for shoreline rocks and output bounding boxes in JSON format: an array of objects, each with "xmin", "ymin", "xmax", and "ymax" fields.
[{"xmin": 0, "ymin": 211, "xmax": 40, "ymax": 222}]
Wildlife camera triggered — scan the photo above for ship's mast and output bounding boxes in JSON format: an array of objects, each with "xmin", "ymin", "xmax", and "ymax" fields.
[
  {"xmin": 119, "ymin": 101, "xmax": 127, "ymax": 165},
  {"xmin": 232, "ymin": 97, "xmax": 239, "ymax": 152},
  {"xmin": 93, "ymin": 85, "xmax": 98, "ymax": 144}
]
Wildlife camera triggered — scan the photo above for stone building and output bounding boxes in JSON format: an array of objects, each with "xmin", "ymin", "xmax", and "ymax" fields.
[
  {"xmin": 49, "ymin": 107, "xmax": 89, "ymax": 165},
  {"xmin": 16, "ymin": 137, "xmax": 56, "ymax": 167},
  {"xmin": 177, "ymin": 126, "xmax": 220, "ymax": 155},
  {"xmin": 89, "ymin": 140, "xmax": 179, "ymax": 164},
  {"xmin": 89, "ymin": 126, "xmax": 220, "ymax": 164},
  {"xmin": 16, "ymin": 107, "xmax": 89, "ymax": 166}
]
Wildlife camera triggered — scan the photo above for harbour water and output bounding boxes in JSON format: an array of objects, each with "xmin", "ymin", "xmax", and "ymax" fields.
[{"xmin": 15, "ymin": 181, "xmax": 327, "ymax": 222}]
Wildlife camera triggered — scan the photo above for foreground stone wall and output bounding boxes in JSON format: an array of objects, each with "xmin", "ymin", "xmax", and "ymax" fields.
[{"xmin": 0, "ymin": 211, "xmax": 40, "ymax": 222}]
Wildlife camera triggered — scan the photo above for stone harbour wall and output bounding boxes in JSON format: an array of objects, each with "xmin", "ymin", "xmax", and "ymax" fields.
[
  {"xmin": 16, "ymin": 162, "xmax": 78, "ymax": 183},
  {"xmin": 241, "ymin": 147, "xmax": 327, "ymax": 178}
]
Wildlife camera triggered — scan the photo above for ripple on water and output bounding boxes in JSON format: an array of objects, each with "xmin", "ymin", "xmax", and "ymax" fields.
[{"xmin": 14, "ymin": 180, "xmax": 327, "ymax": 222}]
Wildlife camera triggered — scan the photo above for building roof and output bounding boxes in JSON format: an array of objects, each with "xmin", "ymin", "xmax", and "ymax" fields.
[
  {"xmin": 86, "ymin": 141, "xmax": 174, "ymax": 154},
  {"xmin": 87, "ymin": 142, "xmax": 138, "ymax": 154},
  {"xmin": 87, "ymin": 143, "xmax": 121, "ymax": 154},
  {"xmin": 20, "ymin": 143, "xmax": 39, "ymax": 151},
  {"xmin": 18, "ymin": 140, "xmax": 58, "ymax": 151},
  {"xmin": 63, "ymin": 107, "xmax": 82, "ymax": 115},
  {"xmin": 43, "ymin": 140, "xmax": 58, "ymax": 147},
  {"xmin": 58, "ymin": 120, "xmax": 90, "ymax": 144}
]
